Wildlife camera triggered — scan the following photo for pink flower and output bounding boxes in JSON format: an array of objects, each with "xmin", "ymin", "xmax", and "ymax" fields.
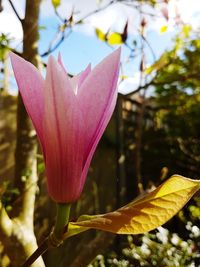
[{"xmin": 10, "ymin": 49, "xmax": 121, "ymax": 203}]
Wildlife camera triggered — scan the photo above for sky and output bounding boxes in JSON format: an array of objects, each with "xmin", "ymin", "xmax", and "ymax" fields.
[{"xmin": 0, "ymin": 0, "xmax": 200, "ymax": 94}]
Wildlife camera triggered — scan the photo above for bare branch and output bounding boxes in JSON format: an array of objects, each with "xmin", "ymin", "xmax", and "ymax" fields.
[
  {"xmin": 41, "ymin": 28, "xmax": 72, "ymax": 57},
  {"xmin": 141, "ymin": 35, "xmax": 156, "ymax": 62},
  {"xmin": 40, "ymin": 0, "xmax": 117, "ymax": 57},
  {"xmin": 8, "ymin": 0, "xmax": 23, "ymax": 23},
  {"xmin": 75, "ymin": 0, "xmax": 117, "ymax": 24}
]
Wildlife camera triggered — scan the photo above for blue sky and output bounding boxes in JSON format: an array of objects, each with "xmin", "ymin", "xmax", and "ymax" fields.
[
  {"xmin": 39, "ymin": 16, "xmax": 173, "ymax": 71},
  {"xmin": 39, "ymin": 18, "xmax": 115, "ymax": 74},
  {"xmin": 38, "ymin": 9, "xmax": 175, "ymax": 86}
]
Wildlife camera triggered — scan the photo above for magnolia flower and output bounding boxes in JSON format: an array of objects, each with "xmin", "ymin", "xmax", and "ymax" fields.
[{"xmin": 10, "ymin": 49, "xmax": 120, "ymax": 203}]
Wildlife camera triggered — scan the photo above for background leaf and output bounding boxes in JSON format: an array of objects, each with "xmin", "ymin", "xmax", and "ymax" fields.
[{"xmin": 68, "ymin": 175, "xmax": 200, "ymax": 235}]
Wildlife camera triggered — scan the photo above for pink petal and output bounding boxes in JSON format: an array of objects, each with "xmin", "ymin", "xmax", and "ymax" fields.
[
  {"xmin": 79, "ymin": 63, "xmax": 91, "ymax": 86},
  {"xmin": 80, "ymin": 90, "xmax": 118, "ymax": 192},
  {"xmin": 58, "ymin": 52, "xmax": 68, "ymax": 76},
  {"xmin": 58, "ymin": 52, "xmax": 91, "ymax": 94},
  {"xmin": 44, "ymin": 56, "xmax": 85, "ymax": 202},
  {"xmin": 78, "ymin": 48, "xmax": 121, "ymax": 192},
  {"xmin": 70, "ymin": 64, "xmax": 91, "ymax": 94},
  {"xmin": 10, "ymin": 52, "xmax": 45, "ymax": 149}
]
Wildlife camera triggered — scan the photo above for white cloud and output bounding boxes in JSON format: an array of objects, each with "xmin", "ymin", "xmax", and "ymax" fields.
[
  {"xmin": 40, "ymin": 0, "xmax": 99, "ymax": 19},
  {"xmin": 146, "ymin": 0, "xmax": 200, "ymax": 33},
  {"xmin": 2, "ymin": 0, "xmax": 25, "ymax": 18},
  {"xmin": 0, "ymin": 11, "xmax": 23, "ymax": 42},
  {"xmin": 74, "ymin": 23, "xmax": 95, "ymax": 36},
  {"xmin": 86, "ymin": 3, "xmax": 129, "ymax": 32},
  {"xmin": 75, "ymin": 0, "xmax": 200, "ymax": 36},
  {"xmin": 118, "ymin": 72, "xmax": 141, "ymax": 95},
  {"xmin": 176, "ymin": 0, "xmax": 200, "ymax": 28},
  {"xmin": 0, "ymin": 0, "xmax": 24, "ymax": 45}
]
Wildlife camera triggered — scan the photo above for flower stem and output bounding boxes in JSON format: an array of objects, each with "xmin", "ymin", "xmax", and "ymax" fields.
[{"xmin": 50, "ymin": 203, "xmax": 71, "ymax": 246}]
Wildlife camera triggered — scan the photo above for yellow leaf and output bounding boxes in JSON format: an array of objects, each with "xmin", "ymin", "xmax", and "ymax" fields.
[
  {"xmin": 64, "ymin": 223, "xmax": 89, "ymax": 239},
  {"xmin": 64, "ymin": 214, "xmax": 95, "ymax": 239},
  {"xmin": 145, "ymin": 53, "xmax": 168, "ymax": 74},
  {"xmin": 182, "ymin": 24, "xmax": 191, "ymax": 38},
  {"xmin": 52, "ymin": 0, "xmax": 61, "ymax": 8},
  {"xmin": 160, "ymin": 25, "xmax": 168, "ymax": 33},
  {"xmin": 107, "ymin": 32, "xmax": 123, "ymax": 45},
  {"xmin": 120, "ymin": 75, "xmax": 129, "ymax": 80},
  {"xmin": 95, "ymin": 28, "xmax": 106, "ymax": 41},
  {"xmin": 69, "ymin": 175, "xmax": 200, "ymax": 235}
]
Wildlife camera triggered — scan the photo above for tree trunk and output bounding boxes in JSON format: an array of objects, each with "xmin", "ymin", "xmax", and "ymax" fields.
[
  {"xmin": 0, "ymin": 1, "xmax": 45, "ymax": 266},
  {"xmin": 14, "ymin": 0, "xmax": 40, "ymax": 201}
]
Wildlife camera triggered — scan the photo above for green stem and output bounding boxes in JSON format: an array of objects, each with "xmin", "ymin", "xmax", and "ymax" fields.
[{"xmin": 49, "ymin": 203, "xmax": 71, "ymax": 247}]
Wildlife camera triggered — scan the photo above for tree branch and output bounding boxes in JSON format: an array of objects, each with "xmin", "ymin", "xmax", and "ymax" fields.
[
  {"xmin": 19, "ymin": 159, "xmax": 38, "ymax": 229},
  {"xmin": 125, "ymin": 79, "xmax": 155, "ymax": 97},
  {"xmin": 0, "ymin": 201, "xmax": 13, "ymax": 237},
  {"xmin": 13, "ymin": 0, "xmax": 41, "ymax": 228},
  {"xmin": 22, "ymin": 238, "xmax": 49, "ymax": 267}
]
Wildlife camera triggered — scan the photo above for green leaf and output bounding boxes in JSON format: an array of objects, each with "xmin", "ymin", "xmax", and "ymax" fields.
[
  {"xmin": 37, "ymin": 162, "xmax": 45, "ymax": 173},
  {"xmin": 0, "ymin": 33, "xmax": 11, "ymax": 61},
  {"xmin": 52, "ymin": 0, "xmax": 61, "ymax": 8},
  {"xmin": 67, "ymin": 175, "xmax": 200, "ymax": 236}
]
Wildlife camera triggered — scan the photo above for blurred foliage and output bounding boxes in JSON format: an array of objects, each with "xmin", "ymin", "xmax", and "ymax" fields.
[
  {"xmin": 136, "ymin": 29, "xmax": 200, "ymax": 187},
  {"xmin": 188, "ymin": 197, "xmax": 200, "ymax": 221},
  {"xmin": 90, "ymin": 223, "xmax": 200, "ymax": 266},
  {"xmin": 180, "ymin": 196, "xmax": 200, "ymax": 226},
  {"xmin": 0, "ymin": 33, "xmax": 11, "ymax": 61},
  {"xmin": 154, "ymin": 30, "xmax": 200, "ymax": 94},
  {"xmin": 1, "ymin": 181, "xmax": 19, "ymax": 211}
]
